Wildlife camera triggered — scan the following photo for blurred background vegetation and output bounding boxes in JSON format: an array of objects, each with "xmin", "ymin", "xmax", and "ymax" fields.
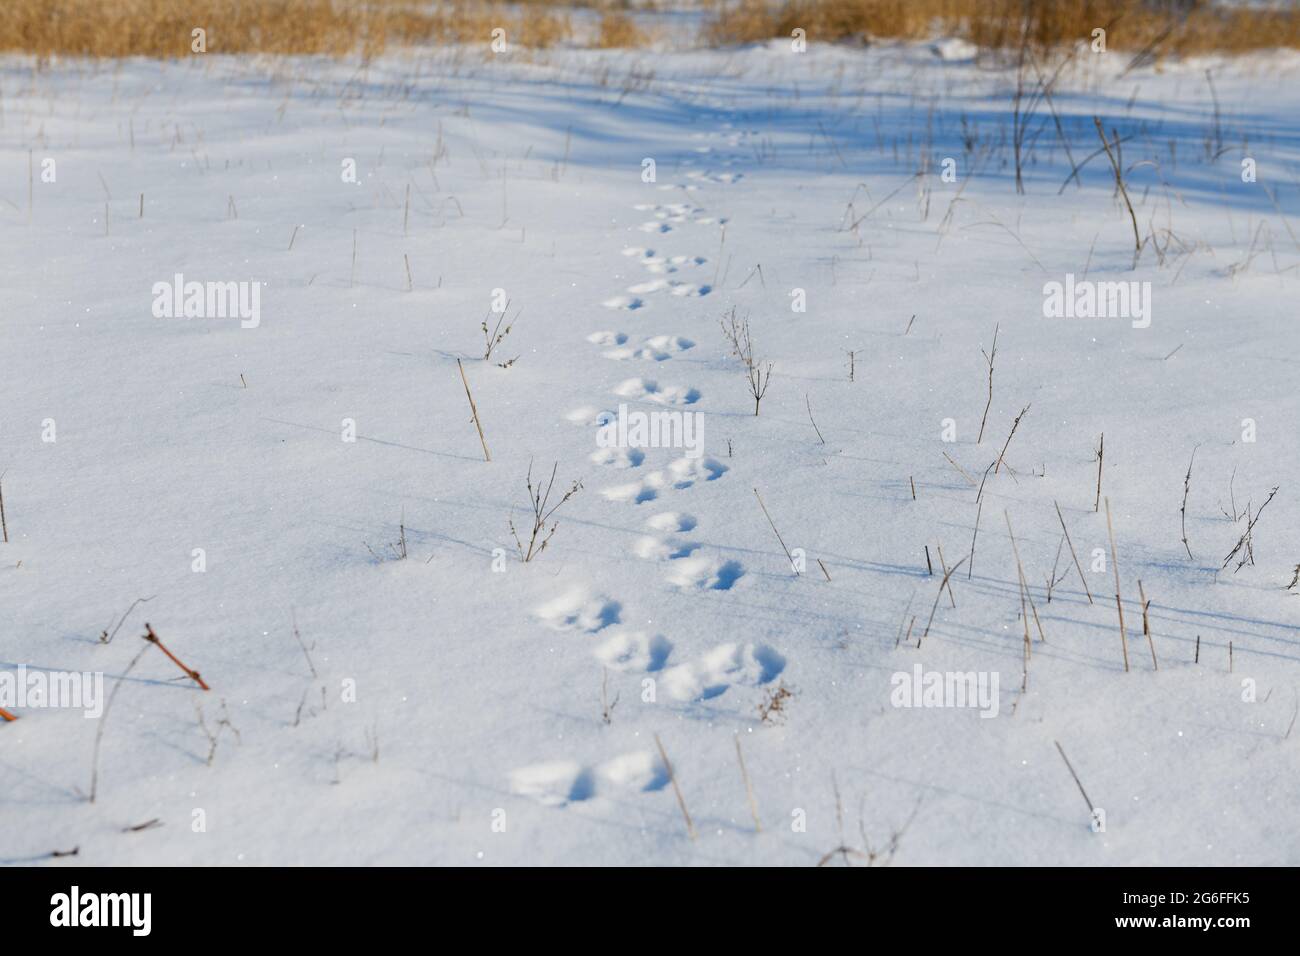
[{"xmin": 2, "ymin": 1, "xmax": 1296, "ymax": 58}]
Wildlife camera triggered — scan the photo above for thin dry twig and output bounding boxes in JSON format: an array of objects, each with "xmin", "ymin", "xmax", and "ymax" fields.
[
  {"xmin": 1222, "ymin": 486, "xmax": 1279, "ymax": 573},
  {"xmin": 143, "ymin": 623, "xmax": 210, "ymax": 690},
  {"xmin": 654, "ymin": 733, "xmax": 697, "ymax": 842},
  {"xmin": 1104, "ymin": 499, "xmax": 1130, "ymax": 672},
  {"xmin": 1054, "ymin": 740, "xmax": 1097, "ymax": 821},
  {"xmin": 456, "ymin": 358, "xmax": 491, "ymax": 462},
  {"xmin": 510, "ymin": 460, "xmax": 582, "ymax": 563},
  {"xmin": 754, "ymin": 488, "xmax": 798, "ymax": 576},
  {"xmin": 920, "ymin": 556, "xmax": 968, "ymax": 645},
  {"xmin": 1180, "ymin": 446, "xmax": 1198, "ymax": 560},
  {"xmin": 1094, "ymin": 117, "xmax": 1142, "ymax": 265},
  {"xmin": 976, "ymin": 323, "xmax": 998, "ymax": 444},
  {"xmin": 1054, "ymin": 500, "xmax": 1093, "ymax": 604},
  {"xmin": 994, "ymin": 404, "xmax": 1030, "ymax": 474},
  {"xmin": 1137, "ymin": 579, "xmax": 1158, "ymax": 670}
]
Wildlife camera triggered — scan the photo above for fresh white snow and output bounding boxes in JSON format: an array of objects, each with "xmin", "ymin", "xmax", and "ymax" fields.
[{"xmin": 2, "ymin": 39, "xmax": 1299, "ymax": 865}]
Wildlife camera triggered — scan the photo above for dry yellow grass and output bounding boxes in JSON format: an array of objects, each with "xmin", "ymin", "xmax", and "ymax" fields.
[
  {"xmin": 593, "ymin": 12, "xmax": 651, "ymax": 49},
  {"xmin": 2, "ymin": 0, "xmax": 1296, "ymax": 57},
  {"xmin": 706, "ymin": 0, "xmax": 1300, "ymax": 55},
  {"xmin": 0, "ymin": 0, "xmax": 576, "ymax": 58}
]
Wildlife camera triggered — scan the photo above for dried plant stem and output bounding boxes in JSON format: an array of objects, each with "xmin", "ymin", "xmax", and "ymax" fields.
[
  {"xmin": 1046, "ymin": 533, "xmax": 1065, "ymax": 603},
  {"xmin": 143, "ymin": 623, "xmax": 210, "ymax": 690},
  {"xmin": 1221, "ymin": 486, "xmax": 1279, "ymax": 573},
  {"xmin": 943, "ymin": 450, "xmax": 976, "ymax": 486},
  {"xmin": 994, "ymin": 404, "xmax": 1030, "ymax": 474},
  {"xmin": 1094, "ymin": 433, "xmax": 1104, "ymax": 512},
  {"xmin": 967, "ymin": 498, "xmax": 984, "ymax": 581},
  {"xmin": 936, "ymin": 543, "xmax": 956, "ymax": 608},
  {"xmin": 1054, "ymin": 740, "xmax": 1096, "ymax": 818},
  {"xmin": 100, "ymin": 595, "xmax": 156, "ymax": 644},
  {"xmin": 290, "ymin": 609, "xmax": 317, "ymax": 679},
  {"xmin": 1094, "ymin": 117, "xmax": 1142, "ymax": 263},
  {"xmin": 1137, "ymin": 580, "xmax": 1158, "ymax": 671},
  {"xmin": 1104, "ymin": 498, "xmax": 1130, "ymax": 672},
  {"xmin": 0, "ymin": 475, "xmax": 8, "ymax": 543},
  {"xmin": 1180, "ymin": 447, "xmax": 1197, "ymax": 560},
  {"xmin": 920, "ymin": 556, "xmax": 968, "ymax": 645},
  {"xmin": 895, "ymin": 591, "xmax": 916, "ymax": 649},
  {"xmin": 734, "ymin": 736, "xmax": 761, "ymax": 833},
  {"xmin": 977, "ymin": 323, "xmax": 998, "ymax": 444},
  {"xmin": 509, "ymin": 460, "xmax": 581, "ymax": 563},
  {"xmin": 754, "ymin": 488, "xmax": 798, "ymax": 576},
  {"xmin": 1004, "ymin": 511, "xmax": 1045, "ymax": 642},
  {"xmin": 90, "ymin": 642, "xmax": 152, "ymax": 802},
  {"xmin": 720, "ymin": 308, "xmax": 772, "ymax": 415},
  {"xmin": 654, "ymin": 733, "xmax": 697, "ymax": 842},
  {"xmin": 1053, "ymin": 500, "xmax": 1093, "ymax": 603},
  {"xmin": 456, "ymin": 358, "xmax": 491, "ymax": 462},
  {"xmin": 805, "ymin": 394, "xmax": 825, "ymax": 444}
]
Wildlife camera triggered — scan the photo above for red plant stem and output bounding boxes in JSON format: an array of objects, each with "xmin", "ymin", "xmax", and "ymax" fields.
[{"xmin": 143, "ymin": 624, "xmax": 210, "ymax": 691}]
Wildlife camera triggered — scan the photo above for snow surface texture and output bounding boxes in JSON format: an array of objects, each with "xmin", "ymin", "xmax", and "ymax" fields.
[{"xmin": 2, "ymin": 41, "xmax": 1299, "ymax": 866}]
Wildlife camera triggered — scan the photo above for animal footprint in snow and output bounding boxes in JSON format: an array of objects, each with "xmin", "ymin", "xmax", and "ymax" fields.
[
  {"xmin": 600, "ymin": 475, "xmax": 662, "ymax": 504},
  {"xmin": 632, "ymin": 535, "xmax": 698, "ymax": 561},
  {"xmin": 622, "ymin": 248, "xmax": 707, "ymax": 275},
  {"xmin": 597, "ymin": 751, "xmax": 668, "ymax": 792},
  {"xmin": 593, "ymin": 630, "xmax": 673, "ymax": 672},
  {"xmin": 509, "ymin": 752, "xmax": 668, "ymax": 806},
  {"xmin": 634, "ymin": 202, "xmax": 707, "ymax": 223},
  {"xmin": 665, "ymin": 456, "xmax": 727, "ymax": 487},
  {"xmin": 587, "ymin": 331, "xmax": 629, "ymax": 347},
  {"xmin": 590, "ymin": 446, "xmax": 645, "ymax": 468},
  {"xmin": 535, "ymin": 589, "xmax": 621, "ymax": 633},
  {"xmin": 565, "ymin": 406, "xmax": 617, "ymax": 426},
  {"xmin": 686, "ymin": 169, "xmax": 744, "ymax": 184},
  {"xmin": 646, "ymin": 512, "xmax": 697, "ymax": 533},
  {"xmin": 603, "ymin": 294, "xmax": 645, "ymax": 310},
  {"xmin": 627, "ymin": 279, "xmax": 710, "ymax": 297},
  {"xmin": 602, "ymin": 334, "xmax": 694, "ymax": 361},
  {"xmin": 660, "ymin": 643, "xmax": 785, "ymax": 702},
  {"xmin": 636, "ymin": 511, "xmax": 700, "ymax": 564},
  {"xmin": 633, "ymin": 202, "xmax": 722, "ymax": 228},
  {"xmin": 613, "ymin": 378, "xmax": 700, "ymax": 406},
  {"xmin": 628, "ymin": 279, "xmax": 669, "ymax": 294},
  {"xmin": 509, "ymin": 761, "xmax": 595, "ymax": 806},
  {"xmin": 665, "ymin": 554, "xmax": 744, "ymax": 591},
  {"xmin": 603, "ymin": 458, "xmax": 720, "ymax": 506}
]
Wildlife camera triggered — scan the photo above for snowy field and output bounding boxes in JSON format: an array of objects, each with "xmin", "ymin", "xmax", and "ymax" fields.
[{"xmin": 2, "ymin": 37, "xmax": 1300, "ymax": 866}]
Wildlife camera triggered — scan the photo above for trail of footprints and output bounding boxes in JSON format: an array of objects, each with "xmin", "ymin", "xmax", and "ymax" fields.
[
  {"xmin": 513, "ymin": 128, "xmax": 783, "ymax": 809},
  {"xmin": 520, "ymin": 584, "xmax": 785, "ymax": 806},
  {"xmin": 590, "ymin": 143, "xmax": 749, "ymax": 591}
]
